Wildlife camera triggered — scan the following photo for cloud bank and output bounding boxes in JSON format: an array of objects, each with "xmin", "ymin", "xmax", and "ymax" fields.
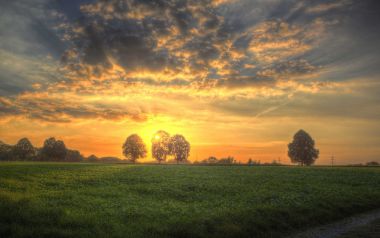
[{"xmin": 0, "ymin": 0, "xmax": 379, "ymax": 126}]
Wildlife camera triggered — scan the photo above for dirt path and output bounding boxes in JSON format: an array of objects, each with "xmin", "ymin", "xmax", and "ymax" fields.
[{"xmin": 288, "ymin": 209, "xmax": 380, "ymax": 238}]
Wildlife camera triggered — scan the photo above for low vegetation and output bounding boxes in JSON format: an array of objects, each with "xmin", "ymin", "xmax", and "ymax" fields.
[{"xmin": 0, "ymin": 163, "xmax": 379, "ymax": 238}]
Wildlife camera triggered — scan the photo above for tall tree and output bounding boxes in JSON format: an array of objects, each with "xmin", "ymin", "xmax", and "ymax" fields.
[
  {"xmin": 288, "ymin": 129, "xmax": 319, "ymax": 166},
  {"xmin": 13, "ymin": 138, "xmax": 35, "ymax": 161},
  {"xmin": 122, "ymin": 134, "xmax": 147, "ymax": 163},
  {"xmin": 40, "ymin": 137, "xmax": 67, "ymax": 161},
  {"xmin": 169, "ymin": 134, "xmax": 190, "ymax": 164},
  {"xmin": 152, "ymin": 130, "xmax": 170, "ymax": 163}
]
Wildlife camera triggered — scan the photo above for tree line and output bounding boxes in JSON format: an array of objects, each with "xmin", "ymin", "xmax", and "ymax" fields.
[
  {"xmin": 0, "ymin": 129, "xmax": 335, "ymax": 166},
  {"xmin": 0, "ymin": 137, "xmax": 83, "ymax": 162},
  {"xmin": 0, "ymin": 130, "xmax": 191, "ymax": 164}
]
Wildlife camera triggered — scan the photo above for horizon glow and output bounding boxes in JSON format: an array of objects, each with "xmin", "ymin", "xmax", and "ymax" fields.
[{"xmin": 1, "ymin": 0, "xmax": 380, "ymax": 165}]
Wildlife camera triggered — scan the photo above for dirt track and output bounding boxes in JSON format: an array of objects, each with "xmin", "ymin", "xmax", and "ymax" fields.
[{"xmin": 288, "ymin": 209, "xmax": 380, "ymax": 238}]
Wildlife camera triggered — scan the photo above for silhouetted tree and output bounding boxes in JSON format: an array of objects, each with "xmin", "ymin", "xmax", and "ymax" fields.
[
  {"xmin": 0, "ymin": 141, "xmax": 13, "ymax": 161},
  {"xmin": 203, "ymin": 156, "xmax": 218, "ymax": 164},
  {"xmin": 13, "ymin": 138, "xmax": 36, "ymax": 161},
  {"xmin": 168, "ymin": 134, "xmax": 190, "ymax": 164},
  {"xmin": 366, "ymin": 161, "xmax": 379, "ymax": 166},
  {"xmin": 40, "ymin": 137, "xmax": 67, "ymax": 161},
  {"xmin": 218, "ymin": 156, "xmax": 235, "ymax": 164},
  {"xmin": 87, "ymin": 154, "xmax": 99, "ymax": 162},
  {"xmin": 152, "ymin": 130, "xmax": 170, "ymax": 163},
  {"xmin": 123, "ymin": 134, "xmax": 147, "ymax": 163},
  {"xmin": 65, "ymin": 149, "xmax": 84, "ymax": 162},
  {"xmin": 98, "ymin": 157, "xmax": 122, "ymax": 163},
  {"xmin": 247, "ymin": 159, "xmax": 261, "ymax": 165},
  {"xmin": 288, "ymin": 129, "xmax": 319, "ymax": 166}
]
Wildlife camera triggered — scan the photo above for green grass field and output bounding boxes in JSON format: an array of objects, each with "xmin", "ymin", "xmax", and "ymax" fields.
[{"xmin": 0, "ymin": 163, "xmax": 379, "ymax": 238}]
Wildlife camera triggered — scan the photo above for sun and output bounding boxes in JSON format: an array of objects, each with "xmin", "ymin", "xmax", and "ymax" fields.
[{"xmin": 154, "ymin": 134, "xmax": 160, "ymax": 140}]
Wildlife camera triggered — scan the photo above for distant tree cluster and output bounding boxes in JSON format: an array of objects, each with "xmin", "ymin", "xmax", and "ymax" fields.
[
  {"xmin": 247, "ymin": 158, "xmax": 261, "ymax": 166},
  {"xmin": 347, "ymin": 161, "xmax": 380, "ymax": 167},
  {"xmin": 0, "ymin": 137, "xmax": 84, "ymax": 162},
  {"xmin": 195, "ymin": 156, "xmax": 236, "ymax": 165},
  {"xmin": 247, "ymin": 159, "xmax": 282, "ymax": 166},
  {"xmin": 85, "ymin": 154, "xmax": 124, "ymax": 163},
  {"xmin": 122, "ymin": 131, "xmax": 190, "ymax": 163},
  {"xmin": 366, "ymin": 161, "xmax": 379, "ymax": 166}
]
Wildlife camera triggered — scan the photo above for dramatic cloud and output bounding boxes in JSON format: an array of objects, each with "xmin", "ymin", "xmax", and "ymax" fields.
[{"xmin": 1, "ymin": 0, "xmax": 379, "ymax": 163}]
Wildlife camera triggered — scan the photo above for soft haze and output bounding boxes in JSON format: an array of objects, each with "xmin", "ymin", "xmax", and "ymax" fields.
[{"xmin": 1, "ymin": 0, "xmax": 380, "ymax": 164}]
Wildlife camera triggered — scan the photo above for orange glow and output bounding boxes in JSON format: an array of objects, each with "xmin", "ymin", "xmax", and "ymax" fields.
[{"xmin": 1, "ymin": 1, "xmax": 379, "ymax": 166}]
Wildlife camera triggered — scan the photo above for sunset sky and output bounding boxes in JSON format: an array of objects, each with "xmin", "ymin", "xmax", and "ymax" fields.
[{"xmin": 1, "ymin": 0, "xmax": 380, "ymax": 164}]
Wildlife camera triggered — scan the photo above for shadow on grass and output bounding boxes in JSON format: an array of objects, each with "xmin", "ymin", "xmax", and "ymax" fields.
[
  {"xmin": 1, "ymin": 197, "xmax": 79, "ymax": 237},
  {"xmin": 0, "ymin": 195, "xmax": 116, "ymax": 238}
]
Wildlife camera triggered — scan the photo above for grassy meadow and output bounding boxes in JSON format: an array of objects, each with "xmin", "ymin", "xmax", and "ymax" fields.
[{"xmin": 0, "ymin": 163, "xmax": 379, "ymax": 238}]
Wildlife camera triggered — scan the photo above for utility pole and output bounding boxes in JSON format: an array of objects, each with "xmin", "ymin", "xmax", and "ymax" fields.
[
  {"xmin": 278, "ymin": 157, "xmax": 281, "ymax": 165},
  {"xmin": 331, "ymin": 155, "xmax": 334, "ymax": 167}
]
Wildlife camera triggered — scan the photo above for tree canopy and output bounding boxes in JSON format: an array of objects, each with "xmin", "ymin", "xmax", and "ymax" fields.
[
  {"xmin": 65, "ymin": 149, "xmax": 84, "ymax": 162},
  {"xmin": 40, "ymin": 137, "xmax": 67, "ymax": 161},
  {"xmin": 151, "ymin": 130, "xmax": 171, "ymax": 163},
  {"xmin": 0, "ymin": 141, "xmax": 13, "ymax": 161},
  {"xmin": 169, "ymin": 134, "xmax": 190, "ymax": 163},
  {"xmin": 288, "ymin": 129, "xmax": 319, "ymax": 166},
  {"xmin": 122, "ymin": 134, "xmax": 147, "ymax": 163},
  {"xmin": 13, "ymin": 138, "xmax": 35, "ymax": 161}
]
